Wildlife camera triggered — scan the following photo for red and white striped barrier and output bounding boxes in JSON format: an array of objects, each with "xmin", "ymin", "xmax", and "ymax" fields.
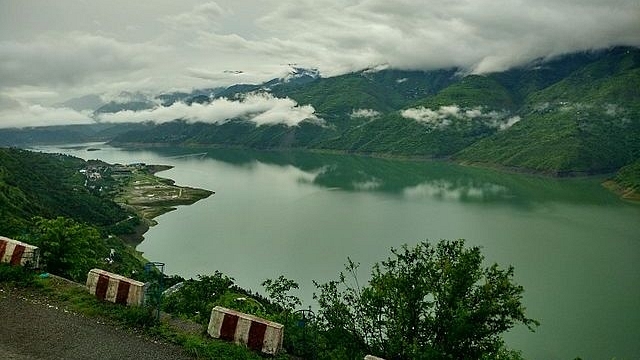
[
  {"xmin": 86, "ymin": 269, "xmax": 145, "ymax": 306},
  {"xmin": 0, "ymin": 236, "xmax": 40, "ymax": 268},
  {"xmin": 207, "ymin": 306, "xmax": 284, "ymax": 355}
]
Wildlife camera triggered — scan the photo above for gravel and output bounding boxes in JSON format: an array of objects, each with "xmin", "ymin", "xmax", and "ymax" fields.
[{"xmin": 0, "ymin": 288, "xmax": 193, "ymax": 360}]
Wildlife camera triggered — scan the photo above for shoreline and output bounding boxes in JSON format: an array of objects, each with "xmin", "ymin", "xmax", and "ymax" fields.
[
  {"xmin": 601, "ymin": 180, "xmax": 640, "ymax": 202},
  {"xmin": 109, "ymin": 163, "xmax": 214, "ymax": 245},
  {"xmin": 108, "ymin": 142, "xmax": 636, "ymax": 201},
  {"xmin": 108, "ymin": 141, "xmax": 619, "ymax": 178}
]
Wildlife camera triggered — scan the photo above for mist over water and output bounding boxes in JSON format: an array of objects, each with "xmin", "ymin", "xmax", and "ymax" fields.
[{"xmin": 38, "ymin": 143, "xmax": 640, "ymax": 360}]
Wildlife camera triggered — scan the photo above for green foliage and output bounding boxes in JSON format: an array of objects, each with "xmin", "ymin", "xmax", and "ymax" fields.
[
  {"xmin": 0, "ymin": 263, "xmax": 39, "ymax": 287},
  {"xmin": 27, "ymin": 217, "xmax": 108, "ymax": 282},
  {"xmin": 0, "ymin": 148, "xmax": 147, "ymax": 281},
  {"xmin": 154, "ymin": 328, "xmax": 272, "ymax": 360},
  {"xmin": 162, "ymin": 272, "xmax": 235, "ymax": 324},
  {"xmin": 413, "ymin": 75, "xmax": 515, "ymax": 110},
  {"xmin": 262, "ymin": 275, "xmax": 302, "ymax": 314},
  {"xmin": 614, "ymin": 158, "xmax": 640, "ymax": 191},
  {"xmin": 314, "ymin": 239, "xmax": 538, "ymax": 360},
  {"xmin": 610, "ymin": 158, "xmax": 640, "ymax": 200},
  {"xmin": 457, "ymin": 48, "xmax": 640, "ymax": 174},
  {"xmin": 0, "ymin": 147, "xmax": 133, "ymax": 237}
]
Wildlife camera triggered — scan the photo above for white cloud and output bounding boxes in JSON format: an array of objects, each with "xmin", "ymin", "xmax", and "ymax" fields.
[
  {"xmin": 0, "ymin": 32, "xmax": 158, "ymax": 89},
  {"xmin": 0, "ymin": 0, "xmax": 638, "ymax": 120},
  {"xmin": 499, "ymin": 116, "xmax": 521, "ymax": 130},
  {"xmin": 0, "ymin": 92, "xmax": 320, "ymax": 129},
  {"xmin": 350, "ymin": 109, "xmax": 381, "ymax": 119},
  {"xmin": 161, "ymin": 2, "xmax": 231, "ymax": 31},
  {"xmin": 257, "ymin": 0, "xmax": 640, "ymax": 75},
  {"xmin": 0, "ymin": 95, "xmax": 94, "ymax": 129},
  {"xmin": 401, "ymin": 105, "xmax": 462, "ymax": 126},
  {"xmin": 97, "ymin": 93, "xmax": 319, "ymax": 127},
  {"xmin": 353, "ymin": 179, "xmax": 382, "ymax": 191},
  {"xmin": 401, "ymin": 105, "xmax": 520, "ymax": 130}
]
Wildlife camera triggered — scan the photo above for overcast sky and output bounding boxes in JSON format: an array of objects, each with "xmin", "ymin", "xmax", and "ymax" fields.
[{"xmin": 0, "ymin": 0, "xmax": 639, "ymax": 128}]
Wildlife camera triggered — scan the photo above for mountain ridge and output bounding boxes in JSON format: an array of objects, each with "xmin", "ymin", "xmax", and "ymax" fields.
[
  {"xmin": 105, "ymin": 46, "xmax": 639, "ymax": 177},
  {"xmin": 1, "ymin": 47, "xmax": 638, "ymax": 177}
]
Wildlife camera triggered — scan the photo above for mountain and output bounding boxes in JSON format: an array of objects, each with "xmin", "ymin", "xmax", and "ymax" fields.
[
  {"xmin": 57, "ymin": 94, "xmax": 105, "ymax": 111},
  {"xmin": 0, "ymin": 123, "xmax": 152, "ymax": 146},
  {"xmin": 95, "ymin": 101, "xmax": 155, "ymax": 114},
  {"xmin": 103, "ymin": 47, "xmax": 639, "ymax": 174},
  {"xmin": 455, "ymin": 47, "xmax": 640, "ymax": 175}
]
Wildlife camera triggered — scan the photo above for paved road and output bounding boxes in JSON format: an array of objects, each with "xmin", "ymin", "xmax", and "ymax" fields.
[{"xmin": 0, "ymin": 288, "xmax": 193, "ymax": 360}]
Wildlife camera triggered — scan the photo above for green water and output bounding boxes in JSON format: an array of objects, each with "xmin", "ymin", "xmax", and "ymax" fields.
[{"xmin": 41, "ymin": 144, "xmax": 640, "ymax": 360}]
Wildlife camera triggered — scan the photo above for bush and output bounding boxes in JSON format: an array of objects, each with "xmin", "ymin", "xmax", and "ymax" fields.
[
  {"xmin": 0, "ymin": 263, "xmax": 39, "ymax": 287},
  {"xmin": 27, "ymin": 217, "xmax": 107, "ymax": 282},
  {"xmin": 314, "ymin": 239, "xmax": 538, "ymax": 359}
]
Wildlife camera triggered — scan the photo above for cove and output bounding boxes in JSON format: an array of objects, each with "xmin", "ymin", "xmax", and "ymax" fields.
[{"xmin": 38, "ymin": 144, "xmax": 640, "ymax": 360}]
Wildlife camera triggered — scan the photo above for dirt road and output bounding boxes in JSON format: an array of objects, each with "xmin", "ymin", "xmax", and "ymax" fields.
[{"xmin": 0, "ymin": 288, "xmax": 193, "ymax": 360}]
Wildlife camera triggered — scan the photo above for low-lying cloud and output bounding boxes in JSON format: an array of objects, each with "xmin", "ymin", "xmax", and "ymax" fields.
[
  {"xmin": 350, "ymin": 109, "xmax": 381, "ymax": 119},
  {"xmin": 97, "ymin": 93, "xmax": 320, "ymax": 127},
  {"xmin": 0, "ymin": 95, "xmax": 93, "ymax": 128},
  {"xmin": 401, "ymin": 105, "xmax": 520, "ymax": 130}
]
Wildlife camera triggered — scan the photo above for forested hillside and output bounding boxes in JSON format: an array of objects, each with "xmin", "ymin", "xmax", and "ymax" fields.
[
  {"xmin": 107, "ymin": 47, "xmax": 640, "ymax": 176},
  {"xmin": 456, "ymin": 48, "xmax": 640, "ymax": 174},
  {"xmin": 0, "ymin": 147, "xmax": 130, "ymax": 237}
]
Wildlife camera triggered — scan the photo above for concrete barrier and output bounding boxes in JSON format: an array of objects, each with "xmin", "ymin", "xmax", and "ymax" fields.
[
  {"xmin": 0, "ymin": 236, "xmax": 40, "ymax": 268},
  {"xmin": 86, "ymin": 269, "xmax": 145, "ymax": 306},
  {"xmin": 207, "ymin": 306, "xmax": 284, "ymax": 355}
]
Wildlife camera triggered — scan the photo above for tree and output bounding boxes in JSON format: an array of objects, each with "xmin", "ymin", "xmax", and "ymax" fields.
[
  {"xmin": 261, "ymin": 275, "xmax": 302, "ymax": 314},
  {"xmin": 314, "ymin": 239, "xmax": 538, "ymax": 360},
  {"xmin": 162, "ymin": 272, "xmax": 235, "ymax": 324},
  {"xmin": 29, "ymin": 216, "xmax": 107, "ymax": 282}
]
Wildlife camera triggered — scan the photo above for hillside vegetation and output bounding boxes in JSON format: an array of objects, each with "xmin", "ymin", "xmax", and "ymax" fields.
[
  {"xmin": 605, "ymin": 159, "xmax": 640, "ymax": 200},
  {"xmin": 106, "ymin": 47, "xmax": 640, "ymax": 176},
  {"xmin": 456, "ymin": 48, "xmax": 640, "ymax": 174},
  {"xmin": 0, "ymin": 148, "xmax": 129, "ymax": 236}
]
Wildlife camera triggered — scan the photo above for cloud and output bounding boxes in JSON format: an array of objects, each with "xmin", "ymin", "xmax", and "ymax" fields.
[
  {"xmin": 257, "ymin": 0, "xmax": 640, "ymax": 75},
  {"xmin": 0, "ymin": 32, "xmax": 158, "ymax": 89},
  {"xmin": 350, "ymin": 109, "xmax": 381, "ymax": 119},
  {"xmin": 0, "ymin": 92, "xmax": 320, "ymax": 129},
  {"xmin": 161, "ymin": 2, "xmax": 231, "ymax": 31},
  {"xmin": 401, "ymin": 105, "xmax": 520, "ymax": 130},
  {"xmin": 1, "ymin": 0, "xmax": 638, "ymax": 108},
  {"xmin": 0, "ymin": 95, "xmax": 94, "ymax": 129},
  {"xmin": 97, "ymin": 93, "xmax": 319, "ymax": 127}
]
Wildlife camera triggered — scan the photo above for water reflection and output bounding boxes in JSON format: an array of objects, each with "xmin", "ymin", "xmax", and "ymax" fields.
[{"xmin": 143, "ymin": 146, "xmax": 618, "ymax": 207}]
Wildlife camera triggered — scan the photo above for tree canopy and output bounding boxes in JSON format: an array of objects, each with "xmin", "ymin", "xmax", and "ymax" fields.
[{"xmin": 314, "ymin": 239, "xmax": 538, "ymax": 359}]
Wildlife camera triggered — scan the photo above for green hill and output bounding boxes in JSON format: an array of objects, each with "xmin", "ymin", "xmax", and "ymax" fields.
[
  {"xmin": 456, "ymin": 48, "xmax": 640, "ymax": 174},
  {"xmin": 605, "ymin": 159, "xmax": 640, "ymax": 200},
  {"xmin": 0, "ymin": 147, "xmax": 130, "ymax": 236},
  {"xmin": 103, "ymin": 46, "xmax": 640, "ymax": 175}
]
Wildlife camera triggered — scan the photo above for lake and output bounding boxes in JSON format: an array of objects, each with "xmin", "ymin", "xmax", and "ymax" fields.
[{"xmin": 37, "ymin": 143, "xmax": 640, "ymax": 360}]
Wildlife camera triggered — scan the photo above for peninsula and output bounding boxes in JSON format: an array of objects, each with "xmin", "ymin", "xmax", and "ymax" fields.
[{"xmin": 81, "ymin": 161, "xmax": 214, "ymax": 242}]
